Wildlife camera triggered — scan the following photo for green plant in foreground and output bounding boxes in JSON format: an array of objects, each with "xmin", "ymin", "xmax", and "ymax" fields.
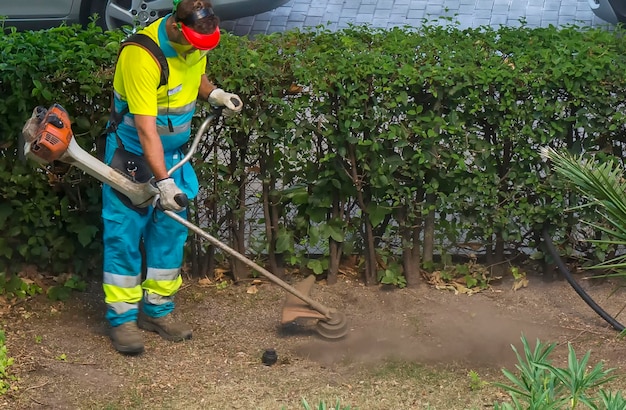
[
  {"xmin": 468, "ymin": 369, "xmax": 487, "ymax": 391},
  {"xmin": 494, "ymin": 335, "xmax": 619, "ymax": 409},
  {"xmin": 598, "ymin": 390, "xmax": 626, "ymax": 409},
  {"xmin": 47, "ymin": 274, "xmax": 87, "ymax": 301},
  {"xmin": 215, "ymin": 280, "xmax": 229, "ymax": 290},
  {"xmin": 0, "ymin": 272, "xmax": 42, "ymax": 299},
  {"xmin": 0, "ymin": 329, "xmax": 15, "ymax": 395},
  {"xmin": 301, "ymin": 398, "xmax": 352, "ymax": 410},
  {"xmin": 541, "ymin": 147, "xmax": 626, "ymax": 272}
]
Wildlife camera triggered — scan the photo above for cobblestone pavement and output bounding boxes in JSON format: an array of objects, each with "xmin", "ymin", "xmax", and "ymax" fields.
[{"xmin": 221, "ymin": 0, "xmax": 608, "ymax": 36}]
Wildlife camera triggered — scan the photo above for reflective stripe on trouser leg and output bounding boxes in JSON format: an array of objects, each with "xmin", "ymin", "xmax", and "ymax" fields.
[
  {"xmin": 142, "ymin": 208, "xmax": 188, "ymax": 318},
  {"xmin": 102, "ymin": 184, "xmax": 149, "ymax": 327},
  {"xmin": 103, "ymin": 275, "xmax": 142, "ymax": 326}
]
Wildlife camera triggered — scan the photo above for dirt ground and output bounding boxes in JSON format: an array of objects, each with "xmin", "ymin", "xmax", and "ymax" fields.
[{"xmin": 2, "ymin": 265, "xmax": 626, "ymax": 410}]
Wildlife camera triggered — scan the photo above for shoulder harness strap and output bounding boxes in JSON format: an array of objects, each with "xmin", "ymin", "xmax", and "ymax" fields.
[
  {"xmin": 107, "ymin": 33, "xmax": 170, "ymax": 134},
  {"xmin": 119, "ymin": 33, "xmax": 169, "ymax": 88}
]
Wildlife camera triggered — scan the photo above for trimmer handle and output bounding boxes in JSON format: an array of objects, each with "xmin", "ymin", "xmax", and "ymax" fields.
[
  {"xmin": 153, "ymin": 191, "xmax": 188, "ymax": 211},
  {"xmin": 174, "ymin": 193, "xmax": 188, "ymax": 208}
]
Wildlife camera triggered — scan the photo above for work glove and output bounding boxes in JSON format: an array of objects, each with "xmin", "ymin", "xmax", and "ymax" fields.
[
  {"xmin": 207, "ymin": 88, "xmax": 243, "ymax": 115},
  {"xmin": 155, "ymin": 178, "xmax": 185, "ymax": 212}
]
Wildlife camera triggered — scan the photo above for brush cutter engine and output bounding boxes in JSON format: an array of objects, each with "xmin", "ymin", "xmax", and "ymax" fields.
[
  {"xmin": 22, "ymin": 104, "xmax": 74, "ymax": 164},
  {"xmin": 22, "ymin": 104, "xmax": 158, "ymax": 208}
]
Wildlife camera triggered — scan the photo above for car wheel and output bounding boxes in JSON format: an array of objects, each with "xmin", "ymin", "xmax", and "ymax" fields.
[{"xmin": 89, "ymin": 0, "xmax": 170, "ymax": 31}]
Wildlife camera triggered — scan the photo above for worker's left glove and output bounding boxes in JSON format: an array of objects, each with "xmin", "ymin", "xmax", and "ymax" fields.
[
  {"xmin": 155, "ymin": 178, "xmax": 184, "ymax": 212},
  {"xmin": 207, "ymin": 88, "xmax": 243, "ymax": 113}
]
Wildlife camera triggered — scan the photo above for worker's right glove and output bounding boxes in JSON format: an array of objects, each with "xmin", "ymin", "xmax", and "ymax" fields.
[
  {"xmin": 155, "ymin": 177, "xmax": 184, "ymax": 212},
  {"xmin": 207, "ymin": 88, "xmax": 243, "ymax": 114}
]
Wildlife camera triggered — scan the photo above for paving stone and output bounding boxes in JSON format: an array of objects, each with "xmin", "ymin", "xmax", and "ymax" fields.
[
  {"xmin": 492, "ymin": 5, "xmax": 510, "ymax": 15},
  {"xmin": 376, "ymin": 1, "xmax": 395, "ymax": 10},
  {"xmin": 490, "ymin": 14, "xmax": 509, "ymax": 26},
  {"xmin": 224, "ymin": 0, "xmax": 600, "ymax": 36},
  {"xmin": 476, "ymin": 0, "xmax": 496, "ymax": 11}
]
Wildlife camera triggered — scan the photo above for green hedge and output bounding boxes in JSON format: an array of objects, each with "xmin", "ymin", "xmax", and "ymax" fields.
[
  {"xmin": 1, "ymin": 21, "xmax": 624, "ymax": 285},
  {"xmin": 0, "ymin": 24, "xmax": 123, "ymax": 276}
]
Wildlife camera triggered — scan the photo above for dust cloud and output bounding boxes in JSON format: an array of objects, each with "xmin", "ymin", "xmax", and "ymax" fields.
[{"xmin": 293, "ymin": 294, "xmax": 570, "ymax": 368}]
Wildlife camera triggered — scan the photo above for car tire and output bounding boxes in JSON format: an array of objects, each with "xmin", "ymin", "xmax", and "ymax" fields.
[{"xmin": 88, "ymin": 0, "xmax": 163, "ymax": 31}]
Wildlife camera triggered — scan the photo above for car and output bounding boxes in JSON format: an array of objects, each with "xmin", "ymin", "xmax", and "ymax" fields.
[
  {"xmin": 588, "ymin": 0, "xmax": 626, "ymax": 24},
  {"xmin": 0, "ymin": 0, "xmax": 289, "ymax": 31}
]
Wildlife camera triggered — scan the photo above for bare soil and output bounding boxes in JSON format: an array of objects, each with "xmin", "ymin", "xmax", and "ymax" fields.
[{"xmin": 2, "ymin": 267, "xmax": 626, "ymax": 410}]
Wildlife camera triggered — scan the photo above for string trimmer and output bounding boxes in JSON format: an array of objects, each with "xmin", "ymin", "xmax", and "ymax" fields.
[{"xmin": 21, "ymin": 103, "xmax": 348, "ymax": 340}]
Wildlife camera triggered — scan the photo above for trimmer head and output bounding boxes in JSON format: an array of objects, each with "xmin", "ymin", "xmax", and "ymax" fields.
[
  {"xmin": 315, "ymin": 310, "xmax": 348, "ymax": 339},
  {"xmin": 281, "ymin": 275, "xmax": 348, "ymax": 340}
]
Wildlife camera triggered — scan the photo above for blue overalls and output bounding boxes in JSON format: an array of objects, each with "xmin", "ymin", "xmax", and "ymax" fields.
[{"xmin": 102, "ymin": 16, "xmax": 203, "ymax": 327}]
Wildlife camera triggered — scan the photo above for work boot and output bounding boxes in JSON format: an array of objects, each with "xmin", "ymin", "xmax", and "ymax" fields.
[
  {"xmin": 110, "ymin": 322, "xmax": 144, "ymax": 355},
  {"xmin": 138, "ymin": 312, "xmax": 192, "ymax": 342}
]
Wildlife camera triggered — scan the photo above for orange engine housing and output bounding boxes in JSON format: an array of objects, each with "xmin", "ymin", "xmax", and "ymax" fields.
[{"xmin": 30, "ymin": 104, "xmax": 73, "ymax": 163}]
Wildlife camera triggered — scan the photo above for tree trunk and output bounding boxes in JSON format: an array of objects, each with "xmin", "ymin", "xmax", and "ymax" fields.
[
  {"xmin": 228, "ymin": 181, "xmax": 247, "ymax": 282},
  {"xmin": 346, "ymin": 143, "xmax": 377, "ymax": 285},
  {"xmin": 228, "ymin": 138, "xmax": 248, "ymax": 282},
  {"xmin": 200, "ymin": 245, "xmax": 216, "ymax": 279},
  {"xmin": 270, "ymin": 190, "xmax": 285, "ymax": 279},
  {"xmin": 363, "ymin": 217, "xmax": 378, "ymax": 285},
  {"xmin": 260, "ymin": 149, "xmax": 285, "ymax": 279},
  {"xmin": 327, "ymin": 194, "xmax": 343, "ymax": 285},
  {"xmin": 492, "ymin": 231, "xmax": 506, "ymax": 276},
  {"xmin": 485, "ymin": 233, "xmax": 494, "ymax": 267},
  {"xmin": 422, "ymin": 193, "xmax": 436, "ymax": 264},
  {"xmin": 328, "ymin": 239, "xmax": 341, "ymax": 285},
  {"xmin": 398, "ymin": 204, "xmax": 422, "ymax": 287}
]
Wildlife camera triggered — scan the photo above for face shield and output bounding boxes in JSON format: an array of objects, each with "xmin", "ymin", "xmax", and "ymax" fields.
[
  {"xmin": 173, "ymin": 5, "xmax": 220, "ymax": 60},
  {"xmin": 180, "ymin": 23, "xmax": 220, "ymax": 51}
]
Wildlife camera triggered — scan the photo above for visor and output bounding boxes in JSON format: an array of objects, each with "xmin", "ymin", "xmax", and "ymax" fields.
[{"xmin": 180, "ymin": 24, "xmax": 220, "ymax": 51}]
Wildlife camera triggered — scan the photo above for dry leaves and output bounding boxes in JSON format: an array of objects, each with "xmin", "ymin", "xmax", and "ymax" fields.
[
  {"xmin": 512, "ymin": 275, "xmax": 529, "ymax": 291},
  {"xmin": 246, "ymin": 279, "xmax": 264, "ymax": 294},
  {"xmin": 424, "ymin": 270, "xmax": 483, "ymax": 295}
]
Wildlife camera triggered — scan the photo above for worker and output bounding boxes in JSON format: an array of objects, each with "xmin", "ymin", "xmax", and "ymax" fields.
[{"xmin": 101, "ymin": 0, "xmax": 242, "ymax": 354}]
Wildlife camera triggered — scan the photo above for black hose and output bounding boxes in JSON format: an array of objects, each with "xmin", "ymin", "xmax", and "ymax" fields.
[{"xmin": 542, "ymin": 226, "xmax": 625, "ymax": 332}]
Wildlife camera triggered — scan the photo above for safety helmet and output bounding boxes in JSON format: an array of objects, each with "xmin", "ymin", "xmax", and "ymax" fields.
[{"xmin": 173, "ymin": 0, "xmax": 220, "ymax": 51}]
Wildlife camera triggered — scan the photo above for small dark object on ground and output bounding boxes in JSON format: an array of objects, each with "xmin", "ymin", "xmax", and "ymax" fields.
[{"xmin": 262, "ymin": 348, "xmax": 278, "ymax": 366}]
